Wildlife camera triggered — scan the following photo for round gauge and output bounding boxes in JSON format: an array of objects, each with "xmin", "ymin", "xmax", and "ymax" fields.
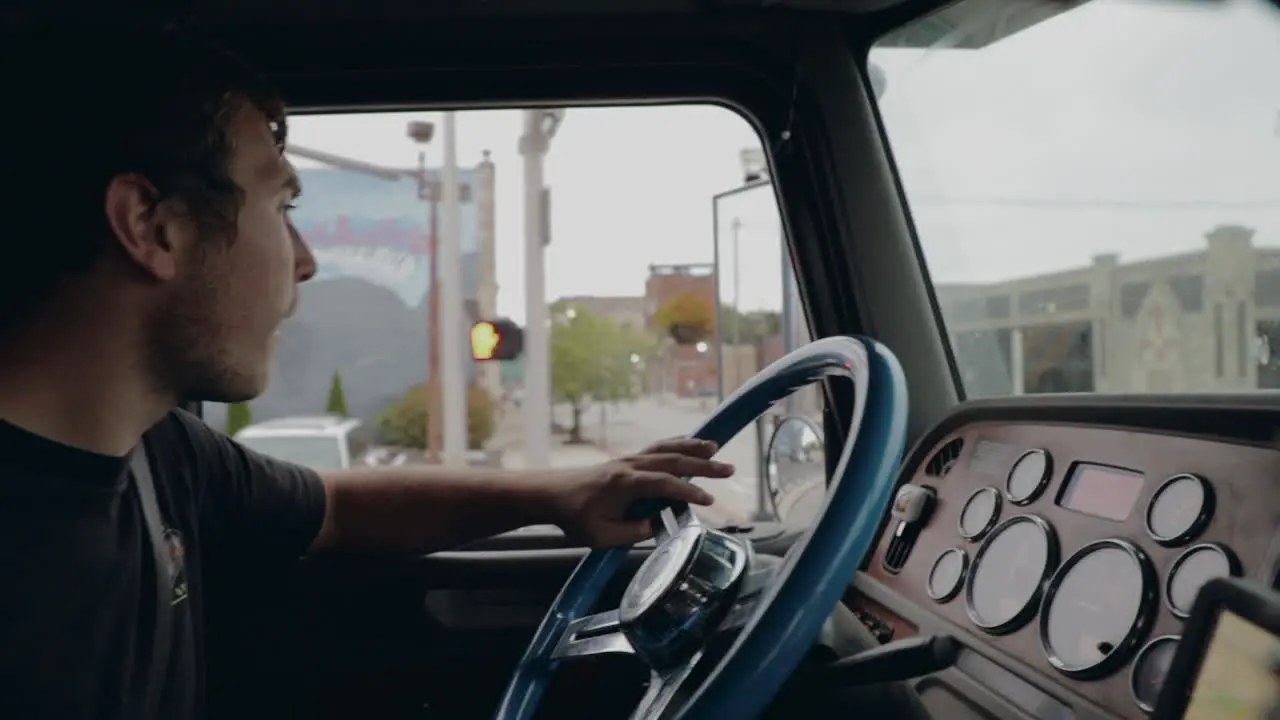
[
  {"xmin": 1006, "ymin": 449, "xmax": 1052, "ymax": 505},
  {"xmin": 1166, "ymin": 543, "xmax": 1241, "ymax": 618},
  {"xmin": 1130, "ymin": 635, "xmax": 1179, "ymax": 714},
  {"xmin": 927, "ymin": 548, "xmax": 968, "ymax": 603},
  {"xmin": 959, "ymin": 487, "xmax": 1002, "ymax": 541},
  {"xmin": 965, "ymin": 514, "xmax": 1059, "ymax": 635},
  {"xmin": 1040, "ymin": 539, "xmax": 1158, "ymax": 680},
  {"xmin": 1145, "ymin": 474, "xmax": 1214, "ymax": 546}
]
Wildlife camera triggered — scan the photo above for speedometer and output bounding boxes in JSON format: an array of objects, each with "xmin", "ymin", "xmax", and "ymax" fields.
[
  {"xmin": 1040, "ymin": 539, "xmax": 1158, "ymax": 680},
  {"xmin": 965, "ymin": 514, "xmax": 1059, "ymax": 635}
]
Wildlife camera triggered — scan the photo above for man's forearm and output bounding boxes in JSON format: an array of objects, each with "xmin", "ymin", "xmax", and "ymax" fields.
[{"xmin": 309, "ymin": 465, "xmax": 566, "ymax": 554}]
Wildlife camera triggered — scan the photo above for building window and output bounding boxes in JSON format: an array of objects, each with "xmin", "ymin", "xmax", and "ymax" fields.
[{"xmin": 1120, "ymin": 282, "xmax": 1151, "ymax": 319}]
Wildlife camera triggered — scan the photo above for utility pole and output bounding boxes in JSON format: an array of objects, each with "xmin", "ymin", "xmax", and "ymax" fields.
[
  {"xmin": 406, "ymin": 122, "xmax": 442, "ymax": 458},
  {"xmin": 439, "ymin": 111, "xmax": 468, "ymax": 467},
  {"xmin": 519, "ymin": 109, "xmax": 564, "ymax": 469}
]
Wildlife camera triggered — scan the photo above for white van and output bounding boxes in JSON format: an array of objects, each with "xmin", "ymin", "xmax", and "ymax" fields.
[{"xmin": 233, "ymin": 415, "xmax": 369, "ymax": 470}]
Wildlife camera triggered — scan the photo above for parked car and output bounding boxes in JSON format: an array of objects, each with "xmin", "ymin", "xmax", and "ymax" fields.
[{"xmin": 233, "ymin": 415, "xmax": 369, "ymax": 470}]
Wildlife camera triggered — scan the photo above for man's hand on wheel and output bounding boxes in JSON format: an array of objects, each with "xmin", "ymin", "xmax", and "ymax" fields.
[{"xmin": 549, "ymin": 438, "xmax": 735, "ymax": 547}]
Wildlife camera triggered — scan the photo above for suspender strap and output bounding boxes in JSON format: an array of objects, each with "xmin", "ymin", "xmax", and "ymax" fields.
[{"xmin": 131, "ymin": 443, "xmax": 172, "ymax": 720}]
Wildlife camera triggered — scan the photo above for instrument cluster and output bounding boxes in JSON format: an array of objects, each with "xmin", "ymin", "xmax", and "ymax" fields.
[{"xmin": 865, "ymin": 422, "xmax": 1280, "ymax": 719}]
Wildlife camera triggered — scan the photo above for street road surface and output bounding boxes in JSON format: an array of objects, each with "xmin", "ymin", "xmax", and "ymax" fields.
[
  {"xmin": 552, "ymin": 397, "xmax": 764, "ymax": 524},
  {"xmin": 491, "ymin": 396, "xmax": 760, "ymax": 523}
]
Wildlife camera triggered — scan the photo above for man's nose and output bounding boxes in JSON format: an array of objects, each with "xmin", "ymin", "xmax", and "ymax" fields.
[{"xmin": 289, "ymin": 222, "xmax": 317, "ymax": 283}]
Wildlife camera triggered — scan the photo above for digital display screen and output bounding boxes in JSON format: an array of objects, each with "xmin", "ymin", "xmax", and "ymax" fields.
[
  {"xmin": 1185, "ymin": 610, "xmax": 1280, "ymax": 720},
  {"xmin": 1056, "ymin": 463, "xmax": 1144, "ymax": 521}
]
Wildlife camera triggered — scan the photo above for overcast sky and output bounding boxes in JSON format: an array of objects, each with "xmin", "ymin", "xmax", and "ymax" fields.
[{"xmin": 286, "ymin": 0, "xmax": 1280, "ymax": 322}]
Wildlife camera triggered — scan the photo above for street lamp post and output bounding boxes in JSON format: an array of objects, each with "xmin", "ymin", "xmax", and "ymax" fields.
[
  {"xmin": 407, "ymin": 121, "xmax": 442, "ymax": 458},
  {"xmin": 520, "ymin": 109, "xmax": 564, "ymax": 470}
]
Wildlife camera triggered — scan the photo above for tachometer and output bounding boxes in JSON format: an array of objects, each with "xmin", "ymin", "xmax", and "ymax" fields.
[
  {"xmin": 965, "ymin": 514, "xmax": 1059, "ymax": 635},
  {"xmin": 1040, "ymin": 538, "xmax": 1158, "ymax": 679}
]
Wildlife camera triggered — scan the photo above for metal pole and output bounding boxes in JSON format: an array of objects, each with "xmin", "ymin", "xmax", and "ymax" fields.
[
  {"xmin": 712, "ymin": 200, "xmax": 724, "ymax": 402},
  {"xmin": 521, "ymin": 110, "xmax": 551, "ymax": 469},
  {"xmin": 781, "ymin": 226, "xmax": 797, "ymax": 416},
  {"xmin": 427, "ymin": 190, "xmax": 442, "ymax": 456},
  {"xmin": 731, "ymin": 218, "xmax": 742, "ymax": 394},
  {"xmin": 439, "ymin": 112, "xmax": 467, "ymax": 467},
  {"xmin": 732, "ymin": 218, "xmax": 742, "ymax": 348},
  {"xmin": 752, "ymin": 416, "xmax": 772, "ymax": 521}
]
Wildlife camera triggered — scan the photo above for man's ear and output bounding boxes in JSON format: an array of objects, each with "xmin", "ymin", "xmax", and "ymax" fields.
[{"xmin": 103, "ymin": 173, "xmax": 181, "ymax": 282}]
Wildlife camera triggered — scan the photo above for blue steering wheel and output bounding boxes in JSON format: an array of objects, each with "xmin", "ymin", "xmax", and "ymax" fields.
[{"xmin": 494, "ymin": 336, "xmax": 908, "ymax": 720}]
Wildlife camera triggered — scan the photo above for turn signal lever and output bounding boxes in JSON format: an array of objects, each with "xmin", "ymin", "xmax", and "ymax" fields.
[{"xmin": 822, "ymin": 634, "xmax": 959, "ymax": 686}]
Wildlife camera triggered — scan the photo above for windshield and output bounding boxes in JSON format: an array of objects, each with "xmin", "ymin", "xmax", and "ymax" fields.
[
  {"xmin": 236, "ymin": 436, "xmax": 346, "ymax": 470},
  {"xmin": 871, "ymin": 0, "xmax": 1280, "ymax": 397}
]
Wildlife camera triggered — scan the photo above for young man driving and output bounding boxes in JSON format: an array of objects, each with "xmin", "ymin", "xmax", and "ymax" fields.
[{"xmin": 0, "ymin": 32, "xmax": 731, "ymax": 718}]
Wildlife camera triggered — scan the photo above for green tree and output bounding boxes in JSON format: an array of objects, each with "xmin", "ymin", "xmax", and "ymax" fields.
[
  {"xmin": 653, "ymin": 292, "xmax": 714, "ymax": 344},
  {"xmin": 325, "ymin": 371, "xmax": 349, "ymax": 416},
  {"xmin": 376, "ymin": 382, "xmax": 495, "ymax": 451},
  {"xmin": 550, "ymin": 306, "xmax": 645, "ymax": 442},
  {"xmin": 225, "ymin": 401, "xmax": 253, "ymax": 436}
]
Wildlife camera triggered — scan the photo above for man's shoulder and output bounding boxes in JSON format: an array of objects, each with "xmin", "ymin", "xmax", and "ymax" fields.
[{"xmin": 143, "ymin": 407, "xmax": 227, "ymax": 465}]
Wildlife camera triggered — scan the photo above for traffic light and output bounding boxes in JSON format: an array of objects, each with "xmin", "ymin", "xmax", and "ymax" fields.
[{"xmin": 470, "ymin": 318, "xmax": 524, "ymax": 361}]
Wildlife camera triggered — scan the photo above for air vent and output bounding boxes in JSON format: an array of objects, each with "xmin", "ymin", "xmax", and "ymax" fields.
[{"xmin": 925, "ymin": 437, "xmax": 965, "ymax": 478}]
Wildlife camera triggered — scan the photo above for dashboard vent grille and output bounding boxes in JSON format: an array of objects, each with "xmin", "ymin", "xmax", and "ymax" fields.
[
  {"xmin": 882, "ymin": 535, "xmax": 913, "ymax": 573},
  {"xmin": 924, "ymin": 437, "xmax": 964, "ymax": 478}
]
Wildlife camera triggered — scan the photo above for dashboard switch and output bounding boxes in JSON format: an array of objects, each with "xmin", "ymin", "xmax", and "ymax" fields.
[
  {"xmin": 892, "ymin": 484, "xmax": 935, "ymax": 525},
  {"xmin": 882, "ymin": 485, "xmax": 937, "ymax": 574}
]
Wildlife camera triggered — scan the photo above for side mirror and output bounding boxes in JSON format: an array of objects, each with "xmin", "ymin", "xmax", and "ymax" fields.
[{"xmin": 764, "ymin": 415, "xmax": 826, "ymax": 525}]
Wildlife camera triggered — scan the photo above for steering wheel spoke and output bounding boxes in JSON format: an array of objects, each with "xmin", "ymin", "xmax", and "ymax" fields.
[
  {"xmin": 631, "ymin": 655, "xmax": 701, "ymax": 720},
  {"xmin": 653, "ymin": 502, "xmax": 700, "ymax": 546},
  {"xmin": 549, "ymin": 609, "xmax": 634, "ymax": 660}
]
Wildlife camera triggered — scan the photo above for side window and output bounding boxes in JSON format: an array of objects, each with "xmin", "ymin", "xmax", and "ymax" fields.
[
  {"xmin": 205, "ymin": 104, "xmax": 818, "ymax": 528},
  {"xmin": 346, "ymin": 425, "xmax": 371, "ymax": 465}
]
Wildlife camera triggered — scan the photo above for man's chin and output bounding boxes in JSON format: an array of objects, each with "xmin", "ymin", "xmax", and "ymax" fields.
[{"xmin": 187, "ymin": 368, "xmax": 271, "ymax": 406}]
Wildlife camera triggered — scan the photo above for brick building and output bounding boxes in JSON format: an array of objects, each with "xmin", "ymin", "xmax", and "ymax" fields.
[{"xmin": 645, "ymin": 263, "xmax": 719, "ymax": 396}]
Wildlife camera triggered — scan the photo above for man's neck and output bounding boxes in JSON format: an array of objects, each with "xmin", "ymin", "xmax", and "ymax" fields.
[{"xmin": 0, "ymin": 304, "xmax": 174, "ymax": 457}]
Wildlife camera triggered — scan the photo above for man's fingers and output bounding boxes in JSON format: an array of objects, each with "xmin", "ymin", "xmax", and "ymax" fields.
[
  {"xmin": 625, "ymin": 471, "xmax": 714, "ymax": 506},
  {"xmin": 629, "ymin": 452, "xmax": 734, "ymax": 478},
  {"xmin": 639, "ymin": 437, "xmax": 718, "ymax": 459}
]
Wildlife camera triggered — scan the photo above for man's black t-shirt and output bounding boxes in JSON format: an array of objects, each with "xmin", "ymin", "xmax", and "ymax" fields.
[{"xmin": 0, "ymin": 408, "xmax": 327, "ymax": 719}]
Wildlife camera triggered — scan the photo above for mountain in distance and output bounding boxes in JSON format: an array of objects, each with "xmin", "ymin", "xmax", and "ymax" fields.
[{"xmin": 203, "ymin": 260, "xmax": 479, "ymax": 435}]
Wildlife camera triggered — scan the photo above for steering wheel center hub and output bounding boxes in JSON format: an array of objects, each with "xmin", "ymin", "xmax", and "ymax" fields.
[{"xmin": 618, "ymin": 524, "xmax": 751, "ymax": 669}]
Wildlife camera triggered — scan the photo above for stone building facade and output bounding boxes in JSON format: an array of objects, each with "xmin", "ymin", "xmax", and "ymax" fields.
[{"xmin": 937, "ymin": 225, "xmax": 1280, "ymax": 397}]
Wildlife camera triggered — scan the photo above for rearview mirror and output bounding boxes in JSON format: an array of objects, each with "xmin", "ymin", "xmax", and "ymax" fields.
[{"xmin": 764, "ymin": 415, "xmax": 826, "ymax": 526}]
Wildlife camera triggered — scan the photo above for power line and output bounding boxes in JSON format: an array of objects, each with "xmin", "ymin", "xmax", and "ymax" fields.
[{"xmin": 908, "ymin": 196, "xmax": 1280, "ymax": 209}]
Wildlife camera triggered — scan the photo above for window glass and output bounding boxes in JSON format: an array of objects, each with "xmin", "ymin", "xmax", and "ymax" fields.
[
  {"xmin": 872, "ymin": 0, "xmax": 1280, "ymax": 396},
  {"xmin": 205, "ymin": 105, "xmax": 820, "ymax": 527},
  {"xmin": 236, "ymin": 436, "xmax": 346, "ymax": 470}
]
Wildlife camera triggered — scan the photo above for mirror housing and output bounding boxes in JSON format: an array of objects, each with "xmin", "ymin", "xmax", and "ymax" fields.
[{"xmin": 764, "ymin": 415, "xmax": 826, "ymax": 525}]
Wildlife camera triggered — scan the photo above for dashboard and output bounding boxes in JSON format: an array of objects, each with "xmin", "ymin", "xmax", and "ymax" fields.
[{"xmin": 850, "ymin": 398, "xmax": 1280, "ymax": 720}]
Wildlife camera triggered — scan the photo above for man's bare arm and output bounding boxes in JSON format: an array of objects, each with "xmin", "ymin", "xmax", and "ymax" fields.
[{"xmin": 308, "ymin": 439, "xmax": 732, "ymax": 554}]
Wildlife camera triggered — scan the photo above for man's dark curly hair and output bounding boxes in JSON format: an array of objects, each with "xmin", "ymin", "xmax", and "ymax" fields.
[{"xmin": 1, "ymin": 28, "xmax": 287, "ymax": 331}]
